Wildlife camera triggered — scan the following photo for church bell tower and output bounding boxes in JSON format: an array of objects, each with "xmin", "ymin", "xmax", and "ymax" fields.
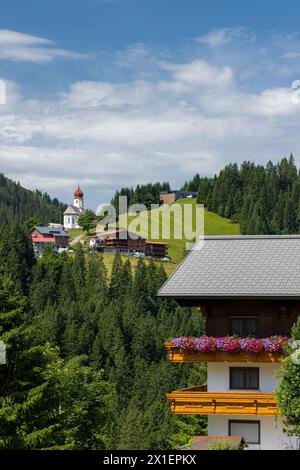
[{"xmin": 73, "ymin": 185, "xmax": 84, "ymax": 212}]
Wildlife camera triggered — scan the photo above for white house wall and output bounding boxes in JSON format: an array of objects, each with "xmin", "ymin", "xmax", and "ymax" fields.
[
  {"xmin": 207, "ymin": 362, "xmax": 299, "ymax": 449},
  {"xmin": 208, "ymin": 415, "xmax": 299, "ymax": 450},
  {"xmin": 207, "ymin": 362, "xmax": 280, "ymax": 393}
]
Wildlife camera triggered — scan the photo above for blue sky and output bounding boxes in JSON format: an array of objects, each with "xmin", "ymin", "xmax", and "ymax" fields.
[{"xmin": 1, "ymin": 0, "xmax": 300, "ymax": 208}]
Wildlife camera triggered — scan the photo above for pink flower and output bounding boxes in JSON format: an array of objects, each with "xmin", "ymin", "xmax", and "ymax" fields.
[{"xmin": 171, "ymin": 335, "xmax": 289, "ymax": 354}]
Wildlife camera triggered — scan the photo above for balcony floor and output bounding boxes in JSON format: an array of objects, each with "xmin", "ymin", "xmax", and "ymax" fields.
[{"xmin": 167, "ymin": 385, "xmax": 279, "ymax": 416}]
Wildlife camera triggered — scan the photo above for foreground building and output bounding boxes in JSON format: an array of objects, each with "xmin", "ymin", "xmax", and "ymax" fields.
[
  {"xmin": 64, "ymin": 185, "xmax": 85, "ymax": 230},
  {"xmin": 158, "ymin": 236, "xmax": 300, "ymax": 450}
]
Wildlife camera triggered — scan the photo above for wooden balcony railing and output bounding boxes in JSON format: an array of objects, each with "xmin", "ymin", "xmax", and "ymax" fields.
[
  {"xmin": 166, "ymin": 386, "xmax": 279, "ymax": 416},
  {"xmin": 164, "ymin": 342, "xmax": 282, "ymax": 363}
]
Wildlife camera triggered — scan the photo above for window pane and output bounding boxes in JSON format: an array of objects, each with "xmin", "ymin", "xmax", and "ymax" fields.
[
  {"xmin": 230, "ymin": 369, "xmax": 244, "ymax": 389},
  {"xmin": 230, "ymin": 318, "xmax": 257, "ymax": 336},
  {"xmin": 231, "ymin": 319, "xmax": 243, "ymax": 336},
  {"xmin": 245, "ymin": 369, "xmax": 258, "ymax": 389},
  {"xmin": 229, "ymin": 421, "xmax": 260, "ymax": 444},
  {"xmin": 246, "ymin": 319, "xmax": 257, "ymax": 336}
]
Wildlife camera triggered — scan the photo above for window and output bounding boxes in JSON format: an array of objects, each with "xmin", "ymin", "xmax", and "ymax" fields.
[
  {"xmin": 229, "ymin": 420, "xmax": 260, "ymax": 445},
  {"xmin": 229, "ymin": 367, "xmax": 259, "ymax": 390},
  {"xmin": 230, "ymin": 317, "xmax": 257, "ymax": 336}
]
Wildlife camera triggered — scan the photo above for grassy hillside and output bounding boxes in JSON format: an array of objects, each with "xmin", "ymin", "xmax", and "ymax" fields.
[
  {"xmin": 101, "ymin": 253, "xmax": 176, "ymax": 277},
  {"xmin": 119, "ymin": 198, "xmax": 240, "ymax": 261},
  {"xmin": 69, "ymin": 198, "xmax": 240, "ymax": 275}
]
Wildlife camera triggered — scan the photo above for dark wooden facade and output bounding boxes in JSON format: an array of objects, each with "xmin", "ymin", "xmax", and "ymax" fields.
[
  {"xmin": 197, "ymin": 299, "xmax": 300, "ymax": 337},
  {"xmin": 105, "ymin": 235, "xmax": 145, "ymax": 253},
  {"xmin": 145, "ymin": 241, "xmax": 168, "ymax": 259}
]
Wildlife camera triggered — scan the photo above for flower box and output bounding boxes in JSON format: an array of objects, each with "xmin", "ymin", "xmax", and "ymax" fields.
[{"xmin": 164, "ymin": 335, "xmax": 289, "ymax": 363}]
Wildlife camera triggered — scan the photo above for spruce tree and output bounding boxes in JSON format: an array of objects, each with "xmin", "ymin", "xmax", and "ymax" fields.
[
  {"xmin": 73, "ymin": 243, "xmax": 86, "ymax": 292},
  {"xmin": 109, "ymin": 253, "xmax": 123, "ymax": 299}
]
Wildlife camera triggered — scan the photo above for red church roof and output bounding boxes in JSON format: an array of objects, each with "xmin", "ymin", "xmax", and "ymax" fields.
[{"xmin": 74, "ymin": 185, "xmax": 84, "ymax": 198}]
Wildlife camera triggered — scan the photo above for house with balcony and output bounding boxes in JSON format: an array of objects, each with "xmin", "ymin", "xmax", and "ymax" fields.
[
  {"xmin": 90, "ymin": 229, "xmax": 146, "ymax": 255},
  {"xmin": 90, "ymin": 230, "xmax": 168, "ymax": 258},
  {"xmin": 158, "ymin": 235, "xmax": 300, "ymax": 450}
]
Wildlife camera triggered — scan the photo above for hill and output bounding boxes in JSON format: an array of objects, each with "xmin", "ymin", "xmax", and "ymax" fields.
[
  {"xmin": 69, "ymin": 198, "xmax": 239, "ymax": 275},
  {"xmin": 118, "ymin": 197, "xmax": 240, "ymax": 262},
  {"xmin": 0, "ymin": 174, "xmax": 67, "ymax": 225}
]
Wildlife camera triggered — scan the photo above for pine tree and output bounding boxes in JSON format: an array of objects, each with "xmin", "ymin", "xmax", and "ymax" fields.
[
  {"xmin": 73, "ymin": 243, "xmax": 86, "ymax": 292},
  {"xmin": 133, "ymin": 258, "xmax": 150, "ymax": 311},
  {"xmin": 0, "ymin": 223, "xmax": 35, "ymax": 294},
  {"xmin": 109, "ymin": 253, "xmax": 123, "ymax": 299},
  {"xmin": 86, "ymin": 253, "xmax": 107, "ymax": 300}
]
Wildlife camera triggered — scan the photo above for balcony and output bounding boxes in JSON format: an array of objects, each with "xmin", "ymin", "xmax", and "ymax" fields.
[
  {"xmin": 165, "ymin": 336, "xmax": 289, "ymax": 363},
  {"xmin": 164, "ymin": 342, "xmax": 282, "ymax": 363},
  {"xmin": 166, "ymin": 385, "xmax": 279, "ymax": 416}
]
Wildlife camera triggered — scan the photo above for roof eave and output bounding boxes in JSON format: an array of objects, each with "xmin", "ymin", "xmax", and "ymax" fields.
[{"xmin": 157, "ymin": 293, "xmax": 300, "ymax": 300}]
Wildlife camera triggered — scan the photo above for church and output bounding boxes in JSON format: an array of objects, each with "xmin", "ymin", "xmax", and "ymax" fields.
[{"xmin": 63, "ymin": 185, "xmax": 85, "ymax": 230}]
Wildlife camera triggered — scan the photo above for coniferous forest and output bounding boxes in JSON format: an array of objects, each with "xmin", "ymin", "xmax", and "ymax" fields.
[
  {"xmin": 111, "ymin": 156, "xmax": 300, "ymax": 236},
  {"xmin": 111, "ymin": 182, "xmax": 171, "ymax": 212},
  {"xmin": 0, "ymin": 223, "xmax": 206, "ymax": 449},
  {"xmin": 0, "ymin": 174, "xmax": 67, "ymax": 225},
  {"xmin": 1, "ymin": 155, "xmax": 300, "ymax": 450},
  {"xmin": 184, "ymin": 155, "xmax": 300, "ymax": 235}
]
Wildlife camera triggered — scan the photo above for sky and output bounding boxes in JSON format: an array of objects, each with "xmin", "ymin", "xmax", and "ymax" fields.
[{"xmin": 1, "ymin": 0, "xmax": 300, "ymax": 208}]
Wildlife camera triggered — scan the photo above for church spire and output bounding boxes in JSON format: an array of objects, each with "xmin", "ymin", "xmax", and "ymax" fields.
[{"xmin": 74, "ymin": 185, "xmax": 84, "ymax": 198}]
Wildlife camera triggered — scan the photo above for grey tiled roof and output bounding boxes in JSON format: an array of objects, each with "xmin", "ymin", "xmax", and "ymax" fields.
[
  {"xmin": 158, "ymin": 236, "xmax": 300, "ymax": 298},
  {"xmin": 33, "ymin": 226, "xmax": 69, "ymax": 237},
  {"xmin": 64, "ymin": 205, "xmax": 81, "ymax": 215}
]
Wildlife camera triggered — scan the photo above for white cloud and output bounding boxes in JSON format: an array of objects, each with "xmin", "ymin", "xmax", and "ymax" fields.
[
  {"xmin": 0, "ymin": 29, "xmax": 52, "ymax": 46},
  {"xmin": 1, "ymin": 51, "xmax": 300, "ymax": 207},
  {"xmin": 0, "ymin": 29, "xmax": 86, "ymax": 63},
  {"xmin": 160, "ymin": 60, "xmax": 233, "ymax": 87},
  {"xmin": 197, "ymin": 27, "xmax": 252, "ymax": 48},
  {"xmin": 283, "ymin": 51, "xmax": 300, "ymax": 59}
]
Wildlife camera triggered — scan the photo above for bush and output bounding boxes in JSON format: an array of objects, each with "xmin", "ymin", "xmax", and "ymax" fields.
[{"xmin": 208, "ymin": 440, "xmax": 245, "ymax": 451}]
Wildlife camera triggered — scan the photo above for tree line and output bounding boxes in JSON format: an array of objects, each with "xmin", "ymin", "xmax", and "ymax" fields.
[
  {"xmin": 111, "ymin": 156, "xmax": 300, "ymax": 235},
  {"xmin": 111, "ymin": 182, "xmax": 171, "ymax": 213},
  {"xmin": 183, "ymin": 155, "xmax": 300, "ymax": 234},
  {"xmin": 3, "ymin": 155, "xmax": 300, "ymax": 235},
  {"xmin": 0, "ymin": 173, "xmax": 67, "ymax": 225},
  {"xmin": 0, "ymin": 223, "xmax": 206, "ymax": 449}
]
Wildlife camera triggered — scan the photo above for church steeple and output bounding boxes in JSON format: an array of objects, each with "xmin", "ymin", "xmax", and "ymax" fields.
[
  {"xmin": 74, "ymin": 185, "xmax": 84, "ymax": 198},
  {"xmin": 73, "ymin": 185, "xmax": 84, "ymax": 211}
]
